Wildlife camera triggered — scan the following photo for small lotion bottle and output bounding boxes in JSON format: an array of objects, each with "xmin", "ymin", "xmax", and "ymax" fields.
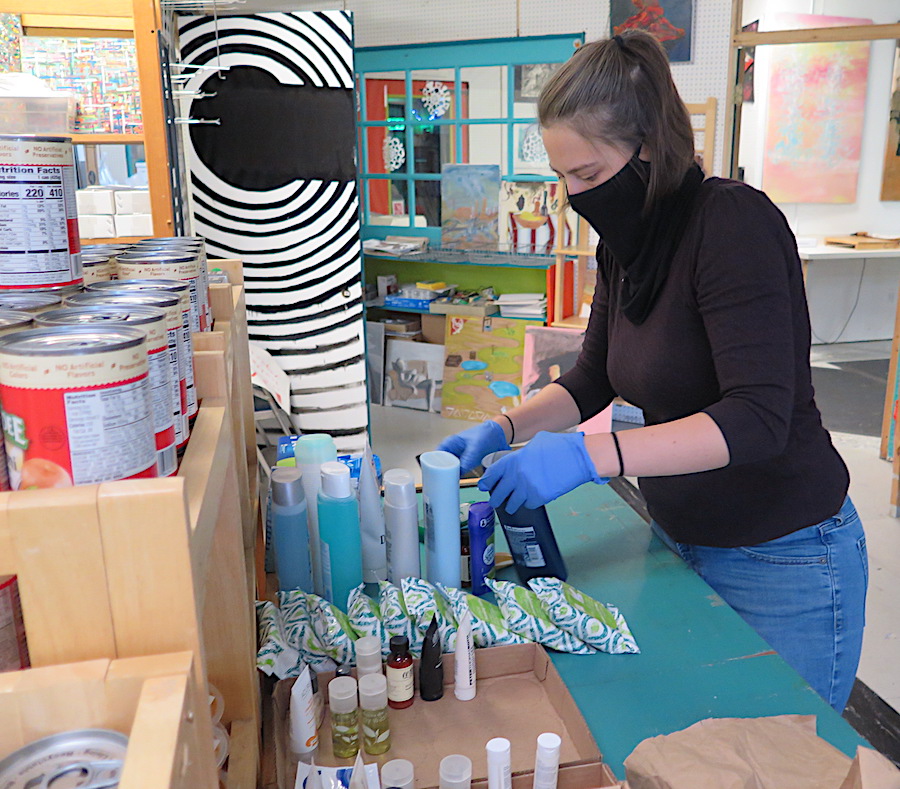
[
  {"xmin": 418, "ymin": 614, "xmax": 444, "ymax": 701},
  {"xmin": 270, "ymin": 467, "xmax": 313, "ymax": 593},
  {"xmin": 295, "ymin": 434, "xmax": 338, "ymax": 597},
  {"xmin": 454, "ymin": 610, "xmax": 476, "ymax": 701},
  {"xmin": 358, "ymin": 443, "xmax": 388, "ymax": 584},
  {"xmin": 381, "ymin": 759, "xmax": 415, "ymax": 789},
  {"xmin": 383, "ymin": 468, "xmax": 421, "ymax": 583},
  {"xmin": 439, "ymin": 755, "xmax": 472, "ymax": 789},
  {"xmin": 318, "ymin": 461, "xmax": 363, "ymax": 610},
  {"xmin": 486, "ymin": 738, "xmax": 512, "ymax": 789},
  {"xmin": 290, "ymin": 664, "xmax": 319, "ymax": 763},
  {"xmin": 533, "ymin": 732, "xmax": 562, "ymax": 789},
  {"xmin": 355, "ymin": 635, "xmax": 383, "ymax": 678},
  {"xmin": 420, "ymin": 450, "xmax": 461, "ymax": 588},
  {"xmin": 359, "ymin": 672, "xmax": 391, "ymax": 755},
  {"xmin": 385, "ymin": 635, "xmax": 414, "ymax": 709},
  {"xmin": 328, "ymin": 675, "xmax": 360, "ymax": 759}
]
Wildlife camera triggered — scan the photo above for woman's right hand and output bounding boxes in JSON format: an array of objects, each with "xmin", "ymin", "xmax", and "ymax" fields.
[{"xmin": 437, "ymin": 420, "xmax": 510, "ymax": 474}]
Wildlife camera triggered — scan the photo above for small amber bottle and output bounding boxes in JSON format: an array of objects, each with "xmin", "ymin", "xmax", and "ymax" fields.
[{"xmin": 385, "ymin": 635, "xmax": 414, "ymax": 709}]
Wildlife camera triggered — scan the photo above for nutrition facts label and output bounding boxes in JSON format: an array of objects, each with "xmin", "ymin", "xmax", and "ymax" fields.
[{"xmin": 64, "ymin": 377, "xmax": 156, "ymax": 484}]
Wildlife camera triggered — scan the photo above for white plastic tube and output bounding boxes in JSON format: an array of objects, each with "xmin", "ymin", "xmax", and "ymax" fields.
[
  {"xmin": 383, "ymin": 468, "xmax": 421, "ymax": 582},
  {"xmin": 486, "ymin": 738, "xmax": 512, "ymax": 789},
  {"xmin": 358, "ymin": 443, "xmax": 388, "ymax": 583},
  {"xmin": 533, "ymin": 732, "xmax": 562, "ymax": 789},
  {"xmin": 289, "ymin": 664, "xmax": 319, "ymax": 762},
  {"xmin": 454, "ymin": 609, "xmax": 476, "ymax": 701}
]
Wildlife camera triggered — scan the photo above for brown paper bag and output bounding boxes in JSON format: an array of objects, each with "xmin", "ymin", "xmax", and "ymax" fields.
[{"xmin": 839, "ymin": 747, "xmax": 900, "ymax": 789}]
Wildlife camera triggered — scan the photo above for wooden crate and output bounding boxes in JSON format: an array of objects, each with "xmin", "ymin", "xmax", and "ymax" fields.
[
  {"xmin": 0, "ymin": 651, "xmax": 215, "ymax": 789},
  {"xmin": 0, "ymin": 283, "xmax": 260, "ymax": 789}
]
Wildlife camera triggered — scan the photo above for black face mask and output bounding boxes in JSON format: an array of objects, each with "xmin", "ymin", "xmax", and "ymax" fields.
[{"xmin": 567, "ymin": 154, "xmax": 705, "ymax": 325}]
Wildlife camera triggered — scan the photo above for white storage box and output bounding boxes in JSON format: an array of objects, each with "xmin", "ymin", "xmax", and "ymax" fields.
[
  {"xmin": 0, "ymin": 95, "xmax": 78, "ymax": 135},
  {"xmin": 76, "ymin": 188, "xmax": 117, "ymax": 216},
  {"xmin": 115, "ymin": 189, "xmax": 152, "ymax": 214},
  {"xmin": 114, "ymin": 213, "xmax": 153, "ymax": 237},
  {"xmin": 78, "ymin": 214, "xmax": 116, "ymax": 239}
]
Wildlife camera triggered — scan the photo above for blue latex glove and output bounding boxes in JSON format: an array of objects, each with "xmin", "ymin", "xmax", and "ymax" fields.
[
  {"xmin": 478, "ymin": 431, "xmax": 608, "ymax": 513},
  {"xmin": 437, "ymin": 419, "xmax": 510, "ymax": 474}
]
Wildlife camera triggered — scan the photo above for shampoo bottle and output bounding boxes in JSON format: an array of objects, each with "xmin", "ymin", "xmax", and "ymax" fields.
[
  {"xmin": 318, "ymin": 461, "xmax": 363, "ymax": 610},
  {"xmin": 270, "ymin": 467, "xmax": 312, "ymax": 593},
  {"xmin": 295, "ymin": 434, "xmax": 338, "ymax": 597},
  {"xmin": 466, "ymin": 501, "xmax": 495, "ymax": 596},
  {"xmin": 420, "ymin": 450, "xmax": 461, "ymax": 589},
  {"xmin": 383, "ymin": 468, "xmax": 421, "ymax": 583},
  {"xmin": 358, "ymin": 443, "xmax": 388, "ymax": 584}
]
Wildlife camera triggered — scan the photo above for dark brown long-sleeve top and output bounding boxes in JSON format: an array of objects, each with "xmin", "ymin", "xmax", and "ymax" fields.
[{"xmin": 556, "ymin": 177, "xmax": 849, "ymax": 547}]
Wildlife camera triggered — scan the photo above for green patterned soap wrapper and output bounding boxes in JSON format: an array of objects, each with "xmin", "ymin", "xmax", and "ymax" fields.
[
  {"xmin": 378, "ymin": 580, "xmax": 417, "ymax": 652},
  {"xmin": 348, "ymin": 585, "xmax": 389, "ymax": 656},
  {"xmin": 401, "ymin": 577, "xmax": 458, "ymax": 653},
  {"xmin": 307, "ymin": 594, "xmax": 359, "ymax": 666},
  {"xmin": 256, "ymin": 600, "xmax": 300, "ymax": 676},
  {"xmin": 438, "ymin": 584, "xmax": 528, "ymax": 649},
  {"xmin": 277, "ymin": 590, "xmax": 333, "ymax": 669},
  {"xmin": 527, "ymin": 577, "xmax": 640, "ymax": 654},
  {"xmin": 487, "ymin": 578, "xmax": 596, "ymax": 654}
]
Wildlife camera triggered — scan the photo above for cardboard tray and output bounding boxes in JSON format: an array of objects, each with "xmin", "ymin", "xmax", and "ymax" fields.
[{"xmin": 274, "ymin": 643, "xmax": 615, "ymax": 789}]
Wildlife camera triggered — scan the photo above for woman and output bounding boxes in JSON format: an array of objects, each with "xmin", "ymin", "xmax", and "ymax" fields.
[{"xmin": 438, "ymin": 31, "xmax": 867, "ymax": 713}]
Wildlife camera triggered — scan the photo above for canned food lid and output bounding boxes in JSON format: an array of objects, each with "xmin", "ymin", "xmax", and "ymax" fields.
[
  {"xmin": 88, "ymin": 278, "xmax": 188, "ymax": 292},
  {"xmin": 82, "ymin": 256, "xmax": 114, "ymax": 265},
  {"xmin": 0, "ymin": 325, "xmax": 147, "ymax": 355},
  {"xmin": 38, "ymin": 305, "xmax": 165, "ymax": 328},
  {"xmin": 0, "ymin": 308, "xmax": 33, "ymax": 329},
  {"xmin": 67, "ymin": 291, "xmax": 180, "ymax": 309},
  {"xmin": 0, "ymin": 293, "xmax": 62, "ymax": 309},
  {"xmin": 116, "ymin": 252, "xmax": 196, "ymax": 264},
  {"xmin": 0, "ymin": 728, "xmax": 127, "ymax": 787}
]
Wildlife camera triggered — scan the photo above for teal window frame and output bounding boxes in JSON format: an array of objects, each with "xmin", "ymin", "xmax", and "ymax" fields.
[{"xmin": 355, "ymin": 33, "xmax": 584, "ymax": 245}]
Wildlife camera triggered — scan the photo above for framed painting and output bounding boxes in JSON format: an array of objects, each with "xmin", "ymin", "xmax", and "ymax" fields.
[{"xmin": 610, "ymin": 0, "xmax": 693, "ymax": 63}]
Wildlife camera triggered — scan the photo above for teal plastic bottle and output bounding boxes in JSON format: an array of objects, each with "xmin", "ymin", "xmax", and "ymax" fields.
[{"xmin": 318, "ymin": 461, "xmax": 363, "ymax": 610}]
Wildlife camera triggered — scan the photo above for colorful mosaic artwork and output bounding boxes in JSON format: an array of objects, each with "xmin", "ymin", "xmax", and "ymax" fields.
[
  {"xmin": 0, "ymin": 14, "xmax": 21, "ymax": 72},
  {"xmin": 20, "ymin": 37, "xmax": 142, "ymax": 133}
]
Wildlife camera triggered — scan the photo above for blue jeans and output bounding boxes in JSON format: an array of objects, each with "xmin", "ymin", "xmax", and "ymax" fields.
[{"xmin": 652, "ymin": 496, "xmax": 867, "ymax": 712}]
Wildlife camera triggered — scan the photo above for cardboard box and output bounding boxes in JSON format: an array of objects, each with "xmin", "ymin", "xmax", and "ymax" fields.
[
  {"xmin": 115, "ymin": 189, "xmax": 152, "ymax": 214},
  {"xmin": 274, "ymin": 643, "xmax": 614, "ymax": 789},
  {"xmin": 76, "ymin": 188, "xmax": 117, "ymax": 216},
  {"xmin": 114, "ymin": 213, "xmax": 154, "ymax": 237},
  {"xmin": 421, "ymin": 313, "xmax": 445, "ymax": 344},
  {"xmin": 77, "ymin": 213, "xmax": 116, "ymax": 238},
  {"xmin": 382, "ymin": 317, "xmax": 422, "ymax": 335}
]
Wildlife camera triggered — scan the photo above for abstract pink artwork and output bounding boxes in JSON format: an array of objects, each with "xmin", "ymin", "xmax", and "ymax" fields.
[{"xmin": 762, "ymin": 13, "xmax": 872, "ymax": 203}]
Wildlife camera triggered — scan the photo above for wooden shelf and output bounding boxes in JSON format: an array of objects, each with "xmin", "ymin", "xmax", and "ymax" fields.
[
  {"xmin": 71, "ymin": 132, "xmax": 144, "ymax": 144},
  {"xmin": 554, "ymin": 246, "xmax": 595, "ymax": 257},
  {"xmin": 81, "ymin": 236, "xmax": 150, "ymax": 245},
  {"xmin": 551, "ymin": 316, "xmax": 589, "ymax": 330}
]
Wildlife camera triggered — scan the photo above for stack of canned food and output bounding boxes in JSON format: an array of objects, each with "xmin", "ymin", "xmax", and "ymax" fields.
[{"xmin": 0, "ymin": 236, "xmax": 214, "ymax": 492}]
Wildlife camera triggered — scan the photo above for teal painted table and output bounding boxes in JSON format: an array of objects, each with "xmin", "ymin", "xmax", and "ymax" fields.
[{"xmin": 461, "ymin": 483, "xmax": 870, "ymax": 779}]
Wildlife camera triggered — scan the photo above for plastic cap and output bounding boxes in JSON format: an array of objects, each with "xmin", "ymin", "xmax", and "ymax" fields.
[
  {"xmin": 486, "ymin": 738, "xmax": 511, "ymax": 760},
  {"xmin": 383, "ymin": 468, "xmax": 416, "ymax": 508},
  {"xmin": 358, "ymin": 672, "xmax": 388, "ymax": 710},
  {"xmin": 480, "ymin": 450, "xmax": 511, "ymax": 469},
  {"xmin": 320, "ymin": 461, "xmax": 351, "ymax": 499},
  {"xmin": 328, "ymin": 675, "xmax": 358, "ymax": 714},
  {"xmin": 295, "ymin": 434, "xmax": 338, "ymax": 465},
  {"xmin": 355, "ymin": 636, "xmax": 383, "ymax": 676},
  {"xmin": 381, "ymin": 759, "xmax": 415, "ymax": 789},
  {"xmin": 270, "ymin": 467, "xmax": 305, "ymax": 508},
  {"xmin": 439, "ymin": 755, "xmax": 472, "ymax": 789},
  {"xmin": 536, "ymin": 732, "xmax": 561, "ymax": 755},
  {"xmin": 389, "ymin": 635, "xmax": 409, "ymax": 656},
  {"xmin": 419, "ymin": 450, "xmax": 460, "ymax": 472}
]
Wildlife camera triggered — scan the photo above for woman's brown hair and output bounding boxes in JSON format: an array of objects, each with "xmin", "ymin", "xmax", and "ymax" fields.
[{"xmin": 537, "ymin": 31, "xmax": 695, "ymax": 210}]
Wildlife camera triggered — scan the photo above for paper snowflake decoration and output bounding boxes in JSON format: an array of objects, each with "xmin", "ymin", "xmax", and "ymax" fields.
[
  {"xmin": 422, "ymin": 80, "xmax": 451, "ymax": 118},
  {"xmin": 383, "ymin": 135, "xmax": 406, "ymax": 172},
  {"xmin": 520, "ymin": 124, "xmax": 549, "ymax": 164}
]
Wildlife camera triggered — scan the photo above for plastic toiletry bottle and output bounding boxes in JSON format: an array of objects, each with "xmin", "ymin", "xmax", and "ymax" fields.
[
  {"xmin": 460, "ymin": 503, "xmax": 471, "ymax": 588},
  {"xmin": 355, "ymin": 635, "xmax": 383, "ymax": 677},
  {"xmin": 383, "ymin": 468, "xmax": 421, "ymax": 583},
  {"xmin": 270, "ymin": 467, "xmax": 313, "ymax": 593},
  {"xmin": 328, "ymin": 675, "xmax": 360, "ymax": 758},
  {"xmin": 358, "ymin": 443, "xmax": 388, "ymax": 584},
  {"xmin": 385, "ymin": 635, "xmax": 414, "ymax": 709},
  {"xmin": 420, "ymin": 450, "xmax": 462, "ymax": 588},
  {"xmin": 309, "ymin": 671, "xmax": 325, "ymax": 728},
  {"xmin": 486, "ymin": 738, "xmax": 512, "ymax": 789},
  {"xmin": 467, "ymin": 501, "xmax": 496, "ymax": 596},
  {"xmin": 454, "ymin": 610, "xmax": 476, "ymax": 701},
  {"xmin": 290, "ymin": 664, "xmax": 319, "ymax": 763},
  {"xmin": 533, "ymin": 732, "xmax": 562, "ymax": 789},
  {"xmin": 318, "ymin": 461, "xmax": 363, "ymax": 610},
  {"xmin": 381, "ymin": 759, "xmax": 415, "ymax": 789},
  {"xmin": 439, "ymin": 755, "xmax": 472, "ymax": 789},
  {"xmin": 335, "ymin": 662, "xmax": 353, "ymax": 678},
  {"xmin": 295, "ymin": 434, "xmax": 338, "ymax": 597},
  {"xmin": 481, "ymin": 451, "xmax": 567, "ymax": 584},
  {"xmin": 358, "ymin": 672, "xmax": 391, "ymax": 755},
  {"xmin": 418, "ymin": 614, "xmax": 443, "ymax": 701}
]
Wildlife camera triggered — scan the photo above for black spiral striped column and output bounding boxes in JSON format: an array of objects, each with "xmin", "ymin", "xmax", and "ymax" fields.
[{"xmin": 178, "ymin": 10, "xmax": 368, "ymax": 453}]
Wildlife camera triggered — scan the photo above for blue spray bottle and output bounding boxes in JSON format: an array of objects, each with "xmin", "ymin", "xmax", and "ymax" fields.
[
  {"xmin": 318, "ymin": 461, "xmax": 363, "ymax": 610},
  {"xmin": 270, "ymin": 466, "xmax": 313, "ymax": 592}
]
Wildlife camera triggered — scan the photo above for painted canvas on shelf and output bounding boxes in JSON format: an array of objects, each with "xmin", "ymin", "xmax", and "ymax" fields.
[
  {"xmin": 441, "ymin": 164, "xmax": 501, "ymax": 249},
  {"xmin": 741, "ymin": 20, "xmax": 758, "ymax": 103},
  {"xmin": 761, "ymin": 13, "xmax": 872, "ymax": 204},
  {"xmin": 881, "ymin": 40, "xmax": 900, "ymax": 201},
  {"xmin": 610, "ymin": 0, "xmax": 693, "ymax": 63},
  {"xmin": 442, "ymin": 316, "xmax": 541, "ymax": 422},
  {"xmin": 383, "ymin": 338, "xmax": 444, "ymax": 413},
  {"xmin": 500, "ymin": 180, "xmax": 563, "ymax": 253}
]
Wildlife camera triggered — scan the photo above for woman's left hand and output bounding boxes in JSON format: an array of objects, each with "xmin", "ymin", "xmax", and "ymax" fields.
[{"xmin": 478, "ymin": 431, "xmax": 609, "ymax": 513}]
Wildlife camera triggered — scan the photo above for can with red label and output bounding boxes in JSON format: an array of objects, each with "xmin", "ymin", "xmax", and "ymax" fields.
[
  {"xmin": 0, "ymin": 325, "xmax": 157, "ymax": 489},
  {"xmin": 81, "ymin": 254, "xmax": 115, "ymax": 283},
  {"xmin": 0, "ymin": 310, "xmax": 33, "ymax": 491},
  {"xmin": 0, "ymin": 135, "xmax": 82, "ymax": 293},
  {"xmin": 37, "ymin": 305, "xmax": 177, "ymax": 477},
  {"xmin": 84, "ymin": 278, "xmax": 197, "ymax": 427},
  {"xmin": 0, "ymin": 575, "xmax": 29, "ymax": 671},
  {"xmin": 133, "ymin": 236, "xmax": 211, "ymax": 330},
  {"xmin": 64, "ymin": 289, "xmax": 190, "ymax": 453}
]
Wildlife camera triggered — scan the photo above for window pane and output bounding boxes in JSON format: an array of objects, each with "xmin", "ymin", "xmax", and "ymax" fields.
[
  {"xmin": 366, "ymin": 178, "xmax": 413, "ymax": 227},
  {"xmin": 365, "ymin": 127, "xmax": 407, "ymax": 175},
  {"xmin": 459, "ymin": 124, "xmax": 506, "ymax": 170},
  {"xmin": 513, "ymin": 63, "xmax": 560, "ymax": 108},
  {"xmin": 513, "ymin": 122, "xmax": 554, "ymax": 176},
  {"xmin": 458, "ymin": 66, "xmax": 507, "ymax": 120},
  {"xmin": 409, "ymin": 69, "xmax": 457, "ymax": 121}
]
